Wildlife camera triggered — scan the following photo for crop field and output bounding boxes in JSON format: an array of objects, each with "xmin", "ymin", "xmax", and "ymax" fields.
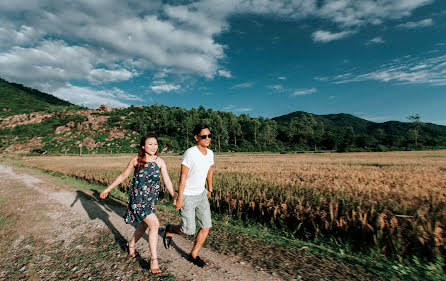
[{"xmin": 10, "ymin": 150, "xmax": 446, "ymax": 261}]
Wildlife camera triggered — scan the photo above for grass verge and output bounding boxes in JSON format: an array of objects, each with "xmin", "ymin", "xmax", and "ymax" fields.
[{"xmin": 2, "ymin": 160, "xmax": 445, "ymax": 281}]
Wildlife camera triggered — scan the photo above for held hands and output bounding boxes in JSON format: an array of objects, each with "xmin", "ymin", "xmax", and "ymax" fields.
[
  {"xmin": 172, "ymin": 192, "xmax": 178, "ymax": 206},
  {"xmin": 175, "ymin": 197, "xmax": 183, "ymax": 210}
]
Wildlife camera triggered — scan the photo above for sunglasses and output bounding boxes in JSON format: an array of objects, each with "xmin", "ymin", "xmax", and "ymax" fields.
[{"xmin": 199, "ymin": 134, "xmax": 212, "ymax": 139}]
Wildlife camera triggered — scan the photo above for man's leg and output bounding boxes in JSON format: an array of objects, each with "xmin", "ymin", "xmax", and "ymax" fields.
[
  {"xmin": 190, "ymin": 227, "xmax": 210, "ymax": 258},
  {"xmin": 192, "ymin": 190, "xmax": 212, "ymax": 258}
]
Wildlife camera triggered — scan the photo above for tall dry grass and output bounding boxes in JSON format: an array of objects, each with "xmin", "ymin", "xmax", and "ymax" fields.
[{"xmin": 16, "ymin": 150, "xmax": 446, "ymax": 260}]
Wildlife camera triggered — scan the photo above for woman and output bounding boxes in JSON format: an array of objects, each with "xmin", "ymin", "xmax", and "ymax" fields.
[{"xmin": 100, "ymin": 134, "xmax": 176, "ymax": 274}]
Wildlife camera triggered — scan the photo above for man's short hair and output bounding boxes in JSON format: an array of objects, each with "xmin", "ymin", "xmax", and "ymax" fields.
[{"xmin": 193, "ymin": 124, "xmax": 209, "ymax": 136}]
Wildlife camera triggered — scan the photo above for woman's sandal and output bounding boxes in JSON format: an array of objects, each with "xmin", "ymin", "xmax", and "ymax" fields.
[
  {"xmin": 150, "ymin": 258, "xmax": 161, "ymax": 274},
  {"xmin": 126, "ymin": 242, "xmax": 137, "ymax": 258}
]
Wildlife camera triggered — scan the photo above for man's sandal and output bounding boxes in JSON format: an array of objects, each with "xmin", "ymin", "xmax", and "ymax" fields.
[
  {"xmin": 126, "ymin": 242, "xmax": 137, "ymax": 258},
  {"xmin": 163, "ymin": 225, "xmax": 172, "ymax": 249},
  {"xmin": 150, "ymin": 258, "xmax": 161, "ymax": 274}
]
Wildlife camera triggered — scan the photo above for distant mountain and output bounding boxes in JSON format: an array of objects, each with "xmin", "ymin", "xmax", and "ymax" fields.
[
  {"xmin": 273, "ymin": 111, "xmax": 446, "ymax": 137},
  {"xmin": 0, "ymin": 78, "xmax": 82, "ymax": 117}
]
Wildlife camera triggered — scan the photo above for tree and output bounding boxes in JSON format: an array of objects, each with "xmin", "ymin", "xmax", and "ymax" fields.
[
  {"xmin": 337, "ymin": 126, "xmax": 355, "ymax": 152},
  {"xmin": 252, "ymin": 118, "xmax": 261, "ymax": 146},
  {"xmin": 229, "ymin": 115, "xmax": 241, "ymax": 146},
  {"xmin": 288, "ymin": 113, "xmax": 323, "ymax": 150},
  {"xmin": 407, "ymin": 114, "xmax": 423, "ymax": 146},
  {"xmin": 312, "ymin": 120, "xmax": 325, "ymax": 151},
  {"xmin": 180, "ymin": 110, "xmax": 194, "ymax": 148}
]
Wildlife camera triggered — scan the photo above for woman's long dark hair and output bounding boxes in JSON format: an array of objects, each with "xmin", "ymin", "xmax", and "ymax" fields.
[{"xmin": 136, "ymin": 134, "xmax": 159, "ymax": 170}]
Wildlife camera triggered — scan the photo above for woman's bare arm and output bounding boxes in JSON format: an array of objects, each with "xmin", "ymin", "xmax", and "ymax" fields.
[
  {"xmin": 157, "ymin": 158, "xmax": 176, "ymax": 198},
  {"xmin": 99, "ymin": 157, "xmax": 137, "ymax": 199}
]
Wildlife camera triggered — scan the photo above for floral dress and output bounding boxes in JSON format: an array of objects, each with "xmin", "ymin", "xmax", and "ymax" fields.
[{"xmin": 124, "ymin": 158, "xmax": 161, "ymax": 223}]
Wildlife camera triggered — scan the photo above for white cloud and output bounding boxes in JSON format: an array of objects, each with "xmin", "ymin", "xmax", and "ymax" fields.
[
  {"xmin": 218, "ymin": 69, "xmax": 232, "ymax": 78},
  {"xmin": 396, "ymin": 18, "xmax": 433, "ymax": 29},
  {"xmin": 153, "ymin": 69, "xmax": 170, "ymax": 79},
  {"xmin": 268, "ymin": 84, "xmax": 284, "ymax": 91},
  {"xmin": 53, "ymin": 84, "xmax": 140, "ymax": 109},
  {"xmin": 330, "ymin": 54, "xmax": 446, "ymax": 86},
  {"xmin": 278, "ymin": 76, "xmax": 286, "ymax": 80},
  {"xmin": 291, "ymin": 88, "xmax": 317, "ymax": 96},
  {"xmin": 316, "ymin": 0, "xmax": 434, "ymax": 27},
  {"xmin": 312, "ymin": 30, "xmax": 355, "ymax": 43},
  {"xmin": 0, "ymin": 24, "xmax": 44, "ymax": 48},
  {"xmin": 231, "ymin": 82, "xmax": 253, "ymax": 89},
  {"xmin": 88, "ymin": 69, "xmax": 134, "ymax": 83},
  {"xmin": 151, "ymin": 83, "xmax": 181, "ymax": 93},
  {"xmin": 367, "ymin": 37, "xmax": 385, "ymax": 45},
  {"xmin": 0, "ymin": 0, "xmax": 434, "ymax": 104},
  {"xmin": 0, "ymin": 40, "xmax": 136, "ymax": 90},
  {"xmin": 223, "ymin": 105, "xmax": 252, "ymax": 113},
  {"xmin": 314, "ymin": 76, "xmax": 328, "ymax": 81}
]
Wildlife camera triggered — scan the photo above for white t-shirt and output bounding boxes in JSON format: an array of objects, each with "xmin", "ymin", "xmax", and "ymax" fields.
[{"xmin": 181, "ymin": 146, "xmax": 214, "ymax": 196}]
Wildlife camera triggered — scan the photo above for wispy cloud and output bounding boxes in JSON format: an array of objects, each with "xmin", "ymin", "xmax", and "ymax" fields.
[
  {"xmin": 291, "ymin": 88, "xmax": 317, "ymax": 96},
  {"xmin": 315, "ymin": 0, "xmax": 434, "ymax": 27},
  {"xmin": 153, "ymin": 69, "xmax": 170, "ymax": 79},
  {"xmin": 53, "ymin": 84, "xmax": 140, "ymax": 109},
  {"xmin": 278, "ymin": 76, "xmax": 286, "ymax": 80},
  {"xmin": 151, "ymin": 83, "xmax": 181, "ymax": 93},
  {"xmin": 312, "ymin": 30, "xmax": 355, "ymax": 43},
  {"xmin": 325, "ymin": 54, "xmax": 446, "ymax": 86},
  {"xmin": 366, "ymin": 37, "xmax": 385, "ymax": 45},
  {"xmin": 396, "ymin": 18, "xmax": 433, "ymax": 29},
  {"xmin": 218, "ymin": 69, "xmax": 232, "ymax": 78},
  {"xmin": 223, "ymin": 105, "xmax": 252, "ymax": 113},
  {"xmin": 231, "ymin": 82, "xmax": 253, "ymax": 89},
  {"xmin": 267, "ymin": 84, "xmax": 287, "ymax": 92}
]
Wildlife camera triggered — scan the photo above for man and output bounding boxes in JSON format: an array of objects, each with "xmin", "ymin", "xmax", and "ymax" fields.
[{"xmin": 164, "ymin": 123, "xmax": 214, "ymax": 268}]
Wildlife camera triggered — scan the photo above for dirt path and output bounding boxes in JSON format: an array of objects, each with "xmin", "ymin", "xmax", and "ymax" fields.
[{"xmin": 0, "ymin": 164, "xmax": 282, "ymax": 281}]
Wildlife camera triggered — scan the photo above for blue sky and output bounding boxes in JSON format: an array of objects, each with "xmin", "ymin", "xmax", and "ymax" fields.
[{"xmin": 1, "ymin": 0, "xmax": 445, "ymax": 124}]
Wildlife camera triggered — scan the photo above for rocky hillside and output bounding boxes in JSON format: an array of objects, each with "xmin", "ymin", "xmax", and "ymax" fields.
[{"xmin": 1, "ymin": 105, "xmax": 143, "ymax": 154}]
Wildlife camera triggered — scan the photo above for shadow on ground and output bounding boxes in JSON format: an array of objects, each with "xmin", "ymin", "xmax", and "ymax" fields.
[{"xmin": 70, "ymin": 190, "xmax": 191, "ymax": 270}]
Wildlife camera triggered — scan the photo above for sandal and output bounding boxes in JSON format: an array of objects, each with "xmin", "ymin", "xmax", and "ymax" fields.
[
  {"xmin": 163, "ymin": 225, "xmax": 173, "ymax": 249},
  {"xmin": 150, "ymin": 258, "xmax": 161, "ymax": 274},
  {"xmin": 126, "ymin": 242, "xmax": 137, "ymax": 258}
]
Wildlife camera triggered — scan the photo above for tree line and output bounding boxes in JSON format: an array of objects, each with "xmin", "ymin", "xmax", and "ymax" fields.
[{"xmin": 107, "ymin": 105, "xmax": 446, "ymax": 153}]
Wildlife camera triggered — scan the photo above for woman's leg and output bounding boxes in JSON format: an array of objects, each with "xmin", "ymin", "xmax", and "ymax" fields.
[
  {"xmin": 128, "ymin": 221, "xmax": 148, "ymax": 256},
  {"xmin": 143, "ymin": 213, "xmax": 161, "ymax": 273}
]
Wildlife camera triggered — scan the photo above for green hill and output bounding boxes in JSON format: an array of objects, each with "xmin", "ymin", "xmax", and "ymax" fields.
[
  {"xmin": 1, "ymin": 77, "xmax": 445, "ymax": 154},
  {"xmin": 274, "ymin": 111, "xmax": 374, "ymax": 134},
  {"xmin": 273, "ymin": 111, "xmax": 446, "ymax": 141},
  {"xmin": 0, "ymin": 78, "xmax": 82, "ymax": 117}
]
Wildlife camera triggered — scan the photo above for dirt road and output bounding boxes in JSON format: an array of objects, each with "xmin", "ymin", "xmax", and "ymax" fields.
[{"xmin": 0, "ymin": 164, "xmax": 282, "ymax": 281}]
